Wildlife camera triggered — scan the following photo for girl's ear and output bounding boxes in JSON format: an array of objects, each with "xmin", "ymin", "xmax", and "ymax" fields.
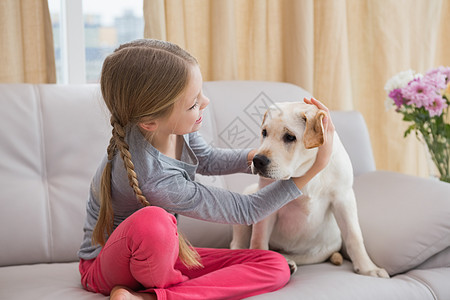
[{"xmin": 139, "ymin": 121, "xmax": 159, "ymax": 132}]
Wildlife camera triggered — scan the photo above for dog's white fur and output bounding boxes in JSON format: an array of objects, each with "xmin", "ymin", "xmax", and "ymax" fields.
[{"xmin": 231, "ymin": 102, "xmax": 389, "ymax": 278}]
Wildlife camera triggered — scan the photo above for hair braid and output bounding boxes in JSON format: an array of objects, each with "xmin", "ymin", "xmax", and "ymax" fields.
[{"xmin": 111, "ymin": 119, "xmax": 149, "ymax": 207}]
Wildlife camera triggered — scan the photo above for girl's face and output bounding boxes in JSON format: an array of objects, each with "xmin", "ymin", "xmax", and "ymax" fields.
[{"xmin": 161, "ymin": 65, "xmax": 210, "ymax": 135}]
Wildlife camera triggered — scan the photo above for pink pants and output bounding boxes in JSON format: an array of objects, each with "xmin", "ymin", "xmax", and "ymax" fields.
[{"xmin": 79, "ymin": 206, "xmax": 290, "ymax": 300}]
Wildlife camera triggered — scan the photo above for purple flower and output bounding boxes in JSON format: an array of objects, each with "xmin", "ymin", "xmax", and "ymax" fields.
[{"xmin": 388, "ymin": 88, "xmax": 404, "ymax": 108}]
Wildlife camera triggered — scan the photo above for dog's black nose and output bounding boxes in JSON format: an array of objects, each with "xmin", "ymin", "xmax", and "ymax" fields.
[{"xmin": 253, "ymin": 154, "xmax": 270, "ymax": 170}]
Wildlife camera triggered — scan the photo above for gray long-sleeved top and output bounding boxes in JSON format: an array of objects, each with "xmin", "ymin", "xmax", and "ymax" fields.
[{"xmin": 78, "ymin": 125, "xmax": 301, "ymax": 260}]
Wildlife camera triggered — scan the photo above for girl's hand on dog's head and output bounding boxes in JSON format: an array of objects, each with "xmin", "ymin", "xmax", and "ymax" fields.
[
  {"xmin": 303, "ymin": 97, "xmax": 335, "ymax": 171},
  {"xmin": 292, "ymin": 98, "xmax": 335, "ymax": 190},
  {"xmin": 303, "ymin": 97, "xmax": 335, "ymax": 138}
]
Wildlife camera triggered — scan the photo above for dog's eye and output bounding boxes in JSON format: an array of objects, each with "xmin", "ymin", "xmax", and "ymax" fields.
[
  {"xmin": 262, "ymin": 129, "xmax": 267, "ymax": 137},
  {"xmin": 284, "ymin": 134, "xmax": 296, "ymax": 143}
]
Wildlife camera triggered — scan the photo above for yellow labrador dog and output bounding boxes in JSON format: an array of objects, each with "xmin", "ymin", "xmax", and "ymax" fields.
[{"xmin": 231, "ymin": 101, "xmax": 388, "ymax": 278}]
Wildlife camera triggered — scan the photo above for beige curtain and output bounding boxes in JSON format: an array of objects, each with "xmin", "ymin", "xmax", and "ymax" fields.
[
  {"xmin": 0, "ymin": 0, "xmax": 56, "ymax": 83},
  {"xmin": 143, "ymin": 0, "xmax": 450, "ymax": 178}
]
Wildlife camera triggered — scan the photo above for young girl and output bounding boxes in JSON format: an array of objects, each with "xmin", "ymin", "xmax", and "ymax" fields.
[{"xmin": 78, "ymin": 39, "xmax": 334, "ymax": 300}]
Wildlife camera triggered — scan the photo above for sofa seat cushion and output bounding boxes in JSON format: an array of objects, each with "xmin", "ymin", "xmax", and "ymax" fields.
[
  {"xmin": 247, "ymin": 261, "xmax": 435, "ymax": 300},
  {"xmin": 0, "ymin": 262, "xmax": 106, "ymax": 300},
  {"xmin": 354, "ymin": 171, "xmax": 450, "ymax": 275},
  {"xmin": 407, "ymin": 268, "xmax": 450, "ymax": 300},
  {"xmin": 0, "ymin": 260, "xmax": 438, "ymax": 300}
]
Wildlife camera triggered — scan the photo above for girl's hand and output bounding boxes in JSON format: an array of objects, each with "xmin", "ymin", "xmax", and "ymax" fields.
[
  {"xmin": 247, "ymin": 149, "xmax": 258, "ymax": 167},
  {"xmin": 304, "ymin": 97, "xmax": 335, "ymax": 171},
  {"xmin": 292, "ymin": 98, "xmax": 335, "ymax": 190}
]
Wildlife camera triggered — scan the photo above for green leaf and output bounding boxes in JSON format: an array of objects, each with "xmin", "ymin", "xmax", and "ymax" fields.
[
  {"xmin": 404, "ymin": 125, "xmax": 416, "ymax": 137},
  {"xmin": 403, "ymin": 114, "xmax": 414, "ymax": 122}
]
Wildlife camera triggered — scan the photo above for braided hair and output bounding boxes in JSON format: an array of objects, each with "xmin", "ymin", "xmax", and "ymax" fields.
[{"xmin": 92, "ymin": 39, "xmax": 202, "ymax": 268}]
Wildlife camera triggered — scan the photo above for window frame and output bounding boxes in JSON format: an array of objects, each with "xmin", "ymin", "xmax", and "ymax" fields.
[
  {"xmin": 58, "ymin": 0, "xmax": 86, "ymax": 84},
  {"xmin": 53, "ymin": 0, "xmax": 144, "ymax": 84}
]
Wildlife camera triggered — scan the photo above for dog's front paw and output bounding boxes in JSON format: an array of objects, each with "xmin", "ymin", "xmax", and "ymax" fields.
[
  {"xmin": 356, "ymin": 266, "xmax": 390, "ymax": 278},
  {"xmin": 286, "ymin": 259, "xmax": 298, "ymax": 275}
]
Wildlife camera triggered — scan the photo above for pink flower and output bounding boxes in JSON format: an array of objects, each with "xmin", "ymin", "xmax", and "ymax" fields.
[
  {"xmin": 386, "ymin": 67, "xmax": 450, "ymax": 117},
  {"xmin": 401, "ymin": 78, "xmax": 435, "ymax": 108},
  {"xmin": 427, "ymin": 95, "xmax": 448, "ymax": 117},
  {"xmin": 423, "ymin": 71, "xmax": 447, "ymax": 90},
  {"xmin": 426, "ymin": 66, "xmax": 450, "ymax": 84}
]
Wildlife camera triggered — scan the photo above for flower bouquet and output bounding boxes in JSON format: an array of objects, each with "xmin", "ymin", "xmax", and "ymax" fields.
[{"xmin": 385, "ymin": 66, "xmax": 450, "ymax": 183}]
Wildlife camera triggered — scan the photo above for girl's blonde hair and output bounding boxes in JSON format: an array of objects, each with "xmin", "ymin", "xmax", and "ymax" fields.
[{"xmin": 92, "ymin": 39, "xmax": 202, "ymax": 268}]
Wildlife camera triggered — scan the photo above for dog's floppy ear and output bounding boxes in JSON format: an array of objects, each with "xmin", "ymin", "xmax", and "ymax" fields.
[{"xmin": 303, "ymin": 110, "xmax": 326, "ymax": 149}]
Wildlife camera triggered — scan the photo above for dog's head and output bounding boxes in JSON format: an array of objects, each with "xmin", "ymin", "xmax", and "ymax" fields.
[{"xmin": 252, "ymin": 102, "xmax": 326, "ymax": 179}]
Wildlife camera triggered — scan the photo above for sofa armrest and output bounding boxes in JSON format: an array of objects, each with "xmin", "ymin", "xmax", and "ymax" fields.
[{"xmin": 353, "ymin": 171, "xmax": 450, "ymax": 275}]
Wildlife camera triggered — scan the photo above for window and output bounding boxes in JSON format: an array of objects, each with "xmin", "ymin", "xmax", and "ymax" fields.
[
  {"xmin": 48, "ymin": 0, "xmax": 143, "ymax": 84},
  {"xmin": 48, "ymin": 0, "xmax": 63, "ymax": 83}
]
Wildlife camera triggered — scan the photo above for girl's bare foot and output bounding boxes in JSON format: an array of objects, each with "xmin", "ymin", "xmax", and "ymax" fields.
[{"xmin": 110, "ymin": 286, "xmax": 157, "ymax": 300}]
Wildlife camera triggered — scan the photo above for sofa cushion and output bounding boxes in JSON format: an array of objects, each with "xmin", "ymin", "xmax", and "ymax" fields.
[
  {"xmin": 0, "ymin": 260, "xmax": 438, "ymax": 300},
  {"xmin": 354, "ymin": 171, "xmax": 450, "ymax": 275},
  {"xmin": 246, "ymin": 260, "xmax": 434, "ymax": 300},
  {"xmin": 406, "ymin": 267, "xmax": 450, "ymax": 300},
  {"xmin": 0, "ymin": 262, "xmax": 106, "ymax": 300}
]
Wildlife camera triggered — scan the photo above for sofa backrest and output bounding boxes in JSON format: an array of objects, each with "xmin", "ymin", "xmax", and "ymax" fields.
[
  {"xmin": 0, "ymin": 84, "xmax": 110, "ymax": 266},
  {"xmin": 0, "ymin": 82, "xmax": 375, "ymax": 266}
]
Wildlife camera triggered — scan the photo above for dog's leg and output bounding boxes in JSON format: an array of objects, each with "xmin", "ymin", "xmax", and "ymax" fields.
[
  {"xmin": 250, "ymin": 212, "xmax": 277, "ymax": 250},
  {"xmin": 231, "ymin": 178, "xmax": 275, "ymax": 250},
  {"xmin": 248, "ymin": 176, "xmax": 277, "ymax": 250},
  {"xmin": 250, "ymin": 212, "xmax": 299, "ymax": 274},
  {"xmin": 230, "ymin": 225, "xmax": 252, "ymax": 249},
  {"xmin": 332, "ymin": 191, "xmax": 389, "ymax": 278}
]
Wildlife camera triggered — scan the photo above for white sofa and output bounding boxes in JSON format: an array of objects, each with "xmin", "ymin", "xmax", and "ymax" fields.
[{"xmin": 0, "ymin": 81, "xmax": 449, "ymax": 300}]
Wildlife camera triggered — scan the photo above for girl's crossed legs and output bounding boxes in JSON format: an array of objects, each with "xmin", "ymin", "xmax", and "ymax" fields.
[{"xmin": 79, "ymin": 206, "xmax": 290, "ymax": 300}]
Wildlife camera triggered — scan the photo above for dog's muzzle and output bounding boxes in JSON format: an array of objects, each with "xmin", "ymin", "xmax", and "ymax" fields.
[{"xmin": 252, "ymin": 154, "xmax": 271, "ymax": 175}]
